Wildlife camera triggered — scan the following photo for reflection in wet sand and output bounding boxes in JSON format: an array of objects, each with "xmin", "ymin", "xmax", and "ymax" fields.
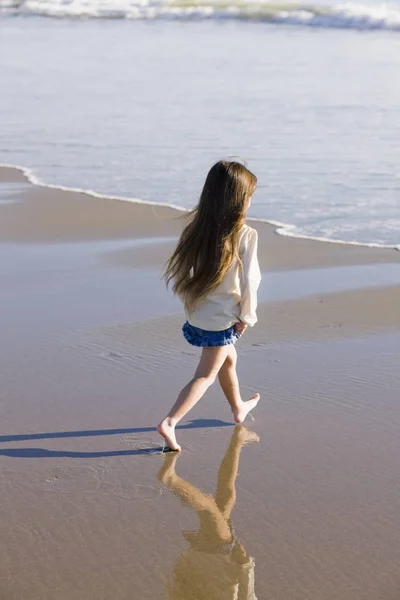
[{"xmin": 158, "ymin": 426, "xmax": 259, "ymax": 600}]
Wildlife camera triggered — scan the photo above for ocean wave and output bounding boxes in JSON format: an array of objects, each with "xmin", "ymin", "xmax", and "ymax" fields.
[
  {"xmin": 1, "ymin": 162, "xmax": 399, "ymax": 251},
  {"xmin": 1, "ymin": 0, "xmax": 400, "ymax": 31}
]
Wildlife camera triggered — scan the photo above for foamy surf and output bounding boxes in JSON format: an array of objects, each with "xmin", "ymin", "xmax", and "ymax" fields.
[
  {"xmin": 1, "ymin": 0, "xmax": 400, "ymax": 31},
  {"xmin": 261, "ymin": 218, "xmax": 400, "ymax": 251},
  {"xmin": 1, "ymin": 162, "xmax": 399, "ymax": 251},
  {"xmin": 0, "ymin": 162, "xmax": 188, "ymax": 214}
]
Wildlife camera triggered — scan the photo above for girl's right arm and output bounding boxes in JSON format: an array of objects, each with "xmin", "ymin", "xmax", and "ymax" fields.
[{"xmin": 239, "ymin": 228, "xmax": 261, "ymax": 327}]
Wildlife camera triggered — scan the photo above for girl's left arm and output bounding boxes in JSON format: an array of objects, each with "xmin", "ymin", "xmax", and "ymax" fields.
[{"xmin": 239, "ymin": 229, "xmax": 261, "ymax": 327}]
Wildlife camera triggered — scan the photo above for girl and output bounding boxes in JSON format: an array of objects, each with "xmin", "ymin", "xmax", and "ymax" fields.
[{"xmin": 157, "ymin": 160, "xmax": 261, "ymax": 451}]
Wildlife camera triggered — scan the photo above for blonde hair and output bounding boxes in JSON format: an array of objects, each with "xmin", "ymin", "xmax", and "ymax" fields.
[{"xmin": 164, "ymin": 160, "xmax": 257, "ymax": 311}]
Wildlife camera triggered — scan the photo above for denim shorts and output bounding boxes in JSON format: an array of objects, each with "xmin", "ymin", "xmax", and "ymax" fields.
[{"xmin": 182, "ymin": 321, "xmax": 240, "ymax": 348}]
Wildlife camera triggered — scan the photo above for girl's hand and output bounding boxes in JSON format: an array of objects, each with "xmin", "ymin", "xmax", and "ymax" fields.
[{"xmin": 235, "ymin": 321, "xmax": 248, "ymax": 335}]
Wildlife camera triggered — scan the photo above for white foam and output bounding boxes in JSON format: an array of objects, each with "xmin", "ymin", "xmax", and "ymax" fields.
[
  {"xmin": 0, "ymin": 162, "xmax": 188, "ymax": 213},
  {"xmin": 277, "ymin": 224, "xmax": 400, "ymax": 251},
  {"xmin": 0, "ymin": 0, "xmax": 22, "ymax": 7},
  {"xmin": 1, "ymin": 162, "xmax": 399, "ymax": 252},
  {"xmin": 2, "ymin": 0, "xmax": 400, "ymax": 31},
  {"xmin": 251, "ymin": 217, "xmax": 400, "ymax": 251}
]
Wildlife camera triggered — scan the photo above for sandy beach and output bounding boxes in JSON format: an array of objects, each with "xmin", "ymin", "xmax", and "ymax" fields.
[{"xmin": 1, "ymin": 165, "xmax": 400, "ymax": 600}]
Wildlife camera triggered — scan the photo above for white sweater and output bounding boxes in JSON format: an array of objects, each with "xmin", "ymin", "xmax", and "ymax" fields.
[{"xmin": 185, "ymin": 225, "xmax": 261, "ymax": 331}]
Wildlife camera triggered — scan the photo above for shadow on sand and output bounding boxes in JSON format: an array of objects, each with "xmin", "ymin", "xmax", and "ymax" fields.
[{"xmin": 0, "ymin": 419, "xmax": 233, "ymax": 458}]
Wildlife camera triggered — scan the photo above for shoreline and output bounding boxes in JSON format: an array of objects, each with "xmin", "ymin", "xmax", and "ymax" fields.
[{"xmin": 1, "ymin": 161, "xmax": 399, "ymax": 253}]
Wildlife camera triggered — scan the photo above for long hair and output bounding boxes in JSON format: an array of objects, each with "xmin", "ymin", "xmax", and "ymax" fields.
[{"xmin": 164, "ymin": 160, "xmax": 257, "ymax": 311}]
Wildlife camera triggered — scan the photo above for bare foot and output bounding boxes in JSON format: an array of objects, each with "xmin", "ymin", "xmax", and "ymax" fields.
[
  {"xmin": 158, "ymin": 452, "xmax": 179, "ymax": 485},
  {"xmin": 233, "ymin": 393, "xmax": 260, "ymax": 424},
  {"xmin": 234, "ymin": 425, "xmax": 260, "ymax": 445},
  {"xmin": 157, "ymin": 418, "xmax": 181, "ymax": 452}
]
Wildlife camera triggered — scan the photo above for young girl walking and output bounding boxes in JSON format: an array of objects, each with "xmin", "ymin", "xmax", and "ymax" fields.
[{"xmin": 157, "ymin": 160, "xmax": 261, "ymax": 451}]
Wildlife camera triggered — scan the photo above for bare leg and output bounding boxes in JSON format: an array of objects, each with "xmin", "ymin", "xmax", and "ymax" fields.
[
  {"xmin": 158, "ymin": 453, "xmax": 232, "ymax": 542},
  {"xmin": 218, "ymin": 346, "xmax": 260, "ymax": 423},
  {"xmin": 215, "ymin": 425, "xmax": 260, "ymax": 520},
  {"xmin": 157, "ymin": 346, "xmax": 229, "ymax": 451}
]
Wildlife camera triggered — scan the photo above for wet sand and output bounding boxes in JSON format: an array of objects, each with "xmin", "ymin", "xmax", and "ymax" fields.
[{"xmin": 1, "ymin": 166, "xmax": 400, "ymax": 600}]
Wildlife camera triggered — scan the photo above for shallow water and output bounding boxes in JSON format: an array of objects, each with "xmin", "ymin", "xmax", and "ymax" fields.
[{"xmin": 2, "ymin": 234, "xmax": 400, "ymax": 347}]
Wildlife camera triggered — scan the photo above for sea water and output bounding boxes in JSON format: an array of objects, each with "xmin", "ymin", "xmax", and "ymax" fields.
[{"xmin": 1, "ymin": 2, "xmax": 400, "ymax": 247}]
